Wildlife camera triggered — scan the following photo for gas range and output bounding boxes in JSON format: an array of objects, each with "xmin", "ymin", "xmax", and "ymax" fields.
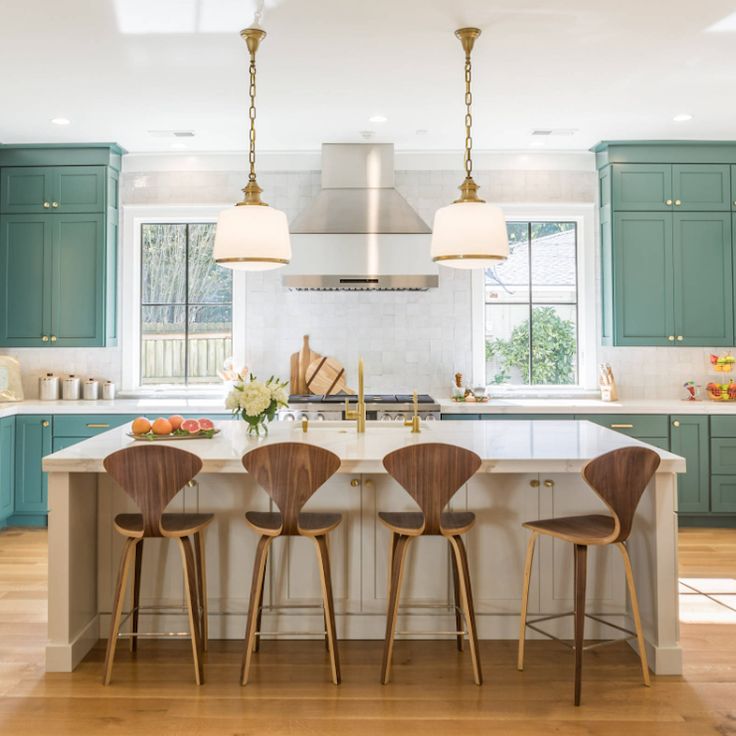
[{"xmin": 279, "ymin": 394, "xmax": 440, "ymax": 423}]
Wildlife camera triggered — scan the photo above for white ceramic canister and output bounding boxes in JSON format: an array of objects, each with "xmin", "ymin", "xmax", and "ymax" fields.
[
  {"xmin": 82, "ymin": 378, "xmax": 100, "ymax": 401},
  {"xmin": 39, "ymin": 373, "xmax": 60, "ymax": 401},
  {"xmin": 62, "ymin": 374, "xmax": 81, "ymax": 401},
  {"xmin": 102, "ymin": 381, "xmax": 116, "ymax": 401}
]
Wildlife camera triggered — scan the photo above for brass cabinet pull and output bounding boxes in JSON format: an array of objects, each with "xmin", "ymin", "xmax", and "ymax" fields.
[
  {"xmin": 610, "ymin": 423, "xmax": 634, "ymax": 429},
  {"xmin": 675, "ymin": 199, "xmax": 682, "ymax": 206},
  {"xmin": 51, "ymin": 201, "xmax": 59, "ymax": 208},
  {"xmin": 529, "ymin": 479, "xmax": 540, "ymax": 488},
  {"xmin": 43, "ymin": 201, "xmax": 50, "ymax": 208},
  {"xmin": 41, "ymin": 420, "xmax": 49, "ymax": 428},
  {"xmin": 86, "ymin": 423, "xmax": 109, "ymax": 428},
  {"xmin": 350, "ymin": 478, "xmax": 360, "ymax": 487},
  {"xmin": 50, "ymin": 335, "xmax": 57, "ymax": 342},
  {"xmin": 665, "ymin": 199, "xmax": 673, "ymax": 205},
  {"xmin": 676, "ymin": 335, "xmax": 684, "ymax": 341},
  {"xmin": 673, "ymin": 420, "xmax": 681, "ymax": 428},
  {"xmin": 41, "ymin": 335, "xmax": 49, "ymax": 342},
  {"xmin": 668, "ymin": 335, "xmax": 675, "ymax": 341},
  {"xmin": 543, "ymin": 479, "xmax": 555, "ymax": 488}
]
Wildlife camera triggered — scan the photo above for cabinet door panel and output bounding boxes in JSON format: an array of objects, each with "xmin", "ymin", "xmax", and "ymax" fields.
[
  {"xmin": 0, "ymin": 168, "xmax": 52, "ymax": 213},
  {"xmin": 673, "ymin": 164, "xmax": 731, "ymax": 211},
  {"xmin": 0, "ymin": 418, "xmax": 15, "ymax": 521},
  {"xmin": 613, "ymin": 213, "xmax": 674, "ymax": 345},
  {"xmin": 673, "ymin": 213, "xmax": 733, "ymax": 346},
  {"xmin": 53, "ymin": 166, "xmax": 106, "ymax": 213},
  {"xmin": 670, "ymin": 415, "xmax": 709, "ymax": 513},
  {"xmin": 0, "ymin": 215, "xmax": 51, "ymax": 346},
  {"xmin": 711, "ymin": 476, "xmax": 736, "ymax": 513},
  {"xmin": 612, "ymin": 164, "xmax": 672, "ymax": 211},
  {"xmin": 51, "ymin": 214, "xmax": 104, "ymax": 346},
  {"xmin": 14, "ymin": 416, "xmax": 52, "ymax": 514},
  {"xmin": 710, "ymin": 438, "xmax": 736, "ymax": 475}
]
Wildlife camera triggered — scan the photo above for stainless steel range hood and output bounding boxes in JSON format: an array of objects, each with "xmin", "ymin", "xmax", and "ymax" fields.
[{"xmin": 283, "ymin": 143, "xmax": 438, "ymax": 290}]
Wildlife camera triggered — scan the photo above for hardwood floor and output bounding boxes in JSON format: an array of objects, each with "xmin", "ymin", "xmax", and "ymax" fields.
[{"xmin": 0, "ymin": 527, "xmax": 734, "ymax": 735}]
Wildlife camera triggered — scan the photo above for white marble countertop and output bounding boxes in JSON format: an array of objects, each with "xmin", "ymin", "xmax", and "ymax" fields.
[
  {"xmin": 0, "ymin": 398, "xmax": 231, "ymax": 419},
  {"xmin": 42, "ymin": 419, "xmax": 686, "ymax": 474},
  {"xmin": 438, "ymin": 397, "xmax": 736, "ymax": 415}
]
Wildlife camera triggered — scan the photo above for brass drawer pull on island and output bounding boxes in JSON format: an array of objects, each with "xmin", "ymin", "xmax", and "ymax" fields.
[
  {"xmin": 86, "ymin": 423, "xmax": 110, "ymax": 429},
  {"xmin": 543, "ymin": 479, "xmax": 555, "ymax": 488},
  {"xmin": 529, "ymin": 479, "xmax": 540, "ymax": 488},
  {"xmin": 610, "ymin": 424, "xmax": 634, "ymax": 429},
  {"xmin": 673, "ymin": 420, "xmax": 681, "ymax": 428},
  {"xmin": 350, "ymin": 478, "xmax": 360, "ymax": 487}
]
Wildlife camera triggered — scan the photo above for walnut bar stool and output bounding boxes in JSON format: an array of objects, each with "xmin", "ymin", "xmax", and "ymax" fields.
[
  {"xmin": 380, "ymin": 443, "xmax": 482, "ymax": 685},
  {"xmin": 240, "ymin": 442, "xmax": 342, "ymax": 685},
  {"xmin": 517, "ymin": 446, "xmax": 661, "ymax": 706},
  {"xmin": 102, "ymin": 445, "xmax": 212, "ymax": 686}
]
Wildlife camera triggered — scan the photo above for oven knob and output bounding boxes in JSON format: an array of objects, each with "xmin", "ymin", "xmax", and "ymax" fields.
[
  {"xmin": 316, "ymin": 413, "xmax": 325, "ymax": 421},
  {"xmin": 380, "ymin": 413, "xmax": 393, "ymax": 421},
  {"xmin": 425, "ymin": 414, "xmax": 437, "ymax": 421},
  {"xmin": 394, "ymin": 414, "xmax": 403, "ymax": 422},
  {"xmin": 298, "ymin": 413, "xmax": 309, "ymax": 422},
  {"xmin": 283, "ymin": 412, "xmax": 295, "ymax": 421}
]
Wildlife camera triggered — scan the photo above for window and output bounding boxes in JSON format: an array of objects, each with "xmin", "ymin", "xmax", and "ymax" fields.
[
  {"xmin": 483, "ymin": 220, "xmax": 579, "ymax": 386},
  {"xmin": 140, "ymin": 223, "xmax": 232, "ymax": 385}
]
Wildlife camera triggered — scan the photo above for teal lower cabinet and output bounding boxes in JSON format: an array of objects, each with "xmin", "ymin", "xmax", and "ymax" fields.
[
  {"xmin": 710, "ymin": 477, "xmax": 736, "ymax": 513},
  {"xmin": 0, "ymin": 417, "xmax": 15, "ymax": 527},
  {"xmin": 442, "ymin": 414, "xmax": 481, "ymax": 420},
  {"xmin": 670, "ymin": 415, "xmax": 710, "ymax": 514},
  {"xmin": 10, "ymin": 415, "xmax": 52, "ymax": 526},
  {"xmin": 705, "ymin": 417, "xmax": 736, "ymax": 518},
  {"xmin": 483, "ymin": 414, "xmax": 573, "ymax": 420}
]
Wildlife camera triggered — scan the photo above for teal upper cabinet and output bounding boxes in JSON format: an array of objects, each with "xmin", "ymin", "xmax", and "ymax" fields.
[
  {"xmin": 673, "ymin": 164, "xmax": 731, "ymax": 211},
  {"xmin": 612, "ymin": 212, "xmax": 674, "ymax": 346},
  {"xmin": 673, "ymin": 213, "xmax": 733, "ymax": 345},
  {"xmin": 0, "ymin": 145, "xmax": 124, "ymax": 348},
  {"xmin": 612, "ymin": 164, "xmax": 672, "ymax": 211}
]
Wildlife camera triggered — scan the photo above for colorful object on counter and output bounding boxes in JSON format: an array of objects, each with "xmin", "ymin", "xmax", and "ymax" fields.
[
  {"xmin": 0, "ymin": 356, "xmax": 24, "ymax": 402},
  {"xmin": 706, "ymin": 381, "xmax": 736, "ymax": 401},
  {"xmin": 710, "ymin": 353, "xmax": 736, "ymax": 373},
  {"xmin": 128, "ymin": 415, "xmax": 219, "ymax": 440},
  {"xmin": 598, "ymin": 363, "xmax": 618, "ymax": 402},
  {"xmin": 683, "ymin": 381, "xmax": 701, "ymax": 401},
  {"xmin": 226, "ymin": 372, "xmax": 289, "ymax": 436},
  {"xmin": 451, "ymin": 372, "xmax": 465, "ymax": 399}
]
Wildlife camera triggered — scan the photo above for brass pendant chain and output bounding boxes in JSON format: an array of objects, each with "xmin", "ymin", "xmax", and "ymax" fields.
[
  {"xmin": 239, "ymin": 27, "xmax": 266, "ymax": 206},
  {"xmin": 248, "ymin": 52, "xmax": 257, "ymax": 183},
  {"xmin": 464, "ymin": 53, "xmax": 473, "ymax": 180}
]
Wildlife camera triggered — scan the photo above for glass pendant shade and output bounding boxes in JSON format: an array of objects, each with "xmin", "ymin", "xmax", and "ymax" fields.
[
  {"xmin": 214, "ymin": 204, "xmax": 291, "ymax": 271},
  {"xmin": 431, "ymin": 201, "xmax": 509, "ymax": 269}
]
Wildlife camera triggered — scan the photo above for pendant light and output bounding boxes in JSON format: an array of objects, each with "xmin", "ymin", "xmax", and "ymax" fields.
[
  {"xmin": 431, "ymin": 27, "xmax": 508, "ymax": 269},
  {"xmin": 214, "ymin": 27, "xmax": 291, "ymax": 271}
]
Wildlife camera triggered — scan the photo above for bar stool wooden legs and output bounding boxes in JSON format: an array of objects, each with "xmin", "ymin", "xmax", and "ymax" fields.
[
  {"xmin": 516, "ymin": 446, "xmax": 660, "ymax": 706},
  {"xmin": 102, "ymin": 445, "xmax": 212, "ymax": 686},
  {"xmin": 240, "ymin": 442, "xmax": 342, "ymax": 686},
  {"xmin": 380, "ymin": 443, "xmax": 482, "ymax": 685}
]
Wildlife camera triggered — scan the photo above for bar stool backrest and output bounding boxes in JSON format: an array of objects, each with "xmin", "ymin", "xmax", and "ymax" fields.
[
  {"xmin": 242, "ymin": 442, "xmax": 341, "ymax": 535},
  {"xmin": 103, "ymin": 445, "xmax": 203, "ymax": 537},
  {"xmin": 382, "ymin": 443, "xmax": 482, "ymax": 534},
  {"xmin": 581, "ymin": 446, "xmax": 661, "ymax": 543}
]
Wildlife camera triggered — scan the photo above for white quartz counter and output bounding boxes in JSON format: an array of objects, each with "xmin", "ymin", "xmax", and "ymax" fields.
[
  {"xmin": 43, "ymin": 418, "xmax": 686, "ymax": 474},
  {"xmin": 0, "ymin": 398, "xmax": 230, "ymax": 419}
]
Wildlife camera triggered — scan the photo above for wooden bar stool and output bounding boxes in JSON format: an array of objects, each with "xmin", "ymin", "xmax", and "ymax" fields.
[
  {"xmin": 380, "ymin": 443, "xmax": 482, "ymax": 685},
  {"xmin": 102, "ymin": 445, "xmax": 212, "ymax": 686},
  {"xmin": 240, "ymin": 442, "xmax": 342, "ymax": 685},
  {"xmin": 517, "ymin": 446, "xmax": 661, "ymax": 706}
]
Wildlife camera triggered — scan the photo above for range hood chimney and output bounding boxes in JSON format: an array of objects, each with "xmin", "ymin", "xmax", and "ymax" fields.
[{"xmin": 283, "ymin": 143, "xmax": 438, "ymax": 290}]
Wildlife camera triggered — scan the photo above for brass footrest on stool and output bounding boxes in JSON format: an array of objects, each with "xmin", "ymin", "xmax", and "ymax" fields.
[{"xmin": 525, "ymin": 611, "xmax": 639, "ymax": 651}]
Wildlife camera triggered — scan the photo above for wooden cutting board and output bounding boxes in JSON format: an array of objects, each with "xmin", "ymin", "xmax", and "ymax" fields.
[
  {"xmin": 305, "ymin": 356, "xmax": 355, "ymax": 396},
  {"xmin": 289, "ymin": 335, "xmax": 321, "ymax": 394}
]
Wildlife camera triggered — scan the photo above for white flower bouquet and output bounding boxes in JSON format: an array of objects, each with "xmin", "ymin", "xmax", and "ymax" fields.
[{"xmin": 225, "ymin": 372, "xmax": 289, "ymax": 436}]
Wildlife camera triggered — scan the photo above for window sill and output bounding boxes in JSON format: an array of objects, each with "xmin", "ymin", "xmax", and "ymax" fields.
[
  {"xmin": 485, "ymin": 387, "xmax": 600, "ymax": 400},
  {"xmin": 119, "ymin": 386, "xmax": 228, "ymax": 400}
]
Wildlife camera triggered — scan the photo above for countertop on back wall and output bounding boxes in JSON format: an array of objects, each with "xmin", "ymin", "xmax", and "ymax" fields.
[{"xmin": 2, "ymin": 397, "xmax": 736, "ymax": 419}]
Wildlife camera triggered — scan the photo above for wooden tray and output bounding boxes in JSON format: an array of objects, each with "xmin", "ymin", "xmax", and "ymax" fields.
[{"xmin": 126, "ymin": 429, "xmax": 220, "ymax": 442}]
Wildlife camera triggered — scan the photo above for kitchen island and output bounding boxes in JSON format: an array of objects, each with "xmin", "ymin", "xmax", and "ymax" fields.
[{"xmin": 43, "ymin": 419, "xmax": 685, "ymax": 675}]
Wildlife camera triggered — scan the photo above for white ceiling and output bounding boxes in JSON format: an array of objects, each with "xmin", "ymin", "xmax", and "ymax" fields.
[{"xmin": 2, "ymin": 0, "xmax": 736, "ymax": 153}]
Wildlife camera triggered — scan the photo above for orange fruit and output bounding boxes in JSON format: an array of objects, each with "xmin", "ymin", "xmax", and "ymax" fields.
[
  {"xmin": 168, "ymin": 415, "xmax": 184, "ymax": 431},
  {"xmin": 152, "ymin": 417, "xmax": 173, "ymax": 435},
  {"xmin": 131, "ymin": 417, "xmax": 151, "ymax": 435}
]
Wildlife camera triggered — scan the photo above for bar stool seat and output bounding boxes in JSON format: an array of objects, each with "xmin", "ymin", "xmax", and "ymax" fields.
[
  {"xmin": 522, "ymin": 514, "xmax": 615, "ymax": 544},
  {"xmin": 114, "ymin": 512, "xmax": 213, "ymax": 538},
  {"xmin": 379, "ymin": 510, "xmax": 475, "ymax": 536},
  {"xmin": 245, "ymin": 510, "xmax": 341, "ymax": 536}
]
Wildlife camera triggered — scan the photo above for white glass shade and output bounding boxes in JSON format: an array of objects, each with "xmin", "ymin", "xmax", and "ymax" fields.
[
  {"xmin": 430, "ymin": 201, "xmax": 509, "ymax": 269},
  {"xmin": 213, "ymin": 204, "xmax": 291, "ymax": 271}
]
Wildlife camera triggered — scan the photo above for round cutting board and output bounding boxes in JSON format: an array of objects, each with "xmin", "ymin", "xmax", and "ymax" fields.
[{"xmin": 305, "ymin": 357, "xmax": 355, "ymax": 395}]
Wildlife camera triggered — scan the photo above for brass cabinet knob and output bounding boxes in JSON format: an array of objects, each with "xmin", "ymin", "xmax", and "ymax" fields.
[
  {"xmin": 41, "ymin": 420, "xmax": 49, "ymax": 428},
  {"xmin": 350, "ymin": 478, "xmax": 360, "ymax": 487},
  {"xmin": 50, "ymin": 335, "xmax": 57, "ymax": 342},
  {"xmin": 675, "ymin": 199, "xmax": 682, "ymax": 206},
  {"xmin": 668, "ymin": 335, "xmax": 675, "ymax": 341},
  {"xmin": 529, "ymin": 479, "xmax": 540, "ymax": 488},
  {"xmin": 676, "ymin": 335, "xmax": 684, "ymax": 341},
  {"xmin": 41, "ymin": 335, "xmax": 49, "ymax": 342},
  {"xmin": 665, "ymin": 199, "xmax": 673, "ymax": 205},
  {"xmin": 673, "ymin": 420, "xmax": 681, "ymax": 428},
  {"xmin": 543, "ymin": 479, "xmax": 555, "ymax": 488},
  {"xmin": 43, "ymin": 201, "xmax": 50, "ymax": 208},
  {"xmin": 51, "ymin": 201, "xmax": 59, "ymax": 208}
]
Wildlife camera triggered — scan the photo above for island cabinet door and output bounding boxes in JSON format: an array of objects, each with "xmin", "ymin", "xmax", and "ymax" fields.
[
  {"xmin": 360, "ymin": 474, "xmax": 457, "ymax": 619},
  {"xmin": 536, "ymin": 474, "xmax": 626, "ymax": 619},
  {"xmin": 464, "ymin": 474, "xmax": 541, "ymax": 615},
  {"xmin": 269, "ymin": 475, "xmax": 363, "ymax": 621}
]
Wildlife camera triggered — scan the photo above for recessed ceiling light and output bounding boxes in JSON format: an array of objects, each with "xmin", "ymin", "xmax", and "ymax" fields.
[
  {"xmin": 673, "ymin": 113, "xmax": 693, "ymax": 122},
  {"xmin": 51, "ymin": 117, "xmax": 70, "ymax": 125},
  {"xmin": 368, "ymin": 115, "xmax": 388, "ymax": 123}
]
